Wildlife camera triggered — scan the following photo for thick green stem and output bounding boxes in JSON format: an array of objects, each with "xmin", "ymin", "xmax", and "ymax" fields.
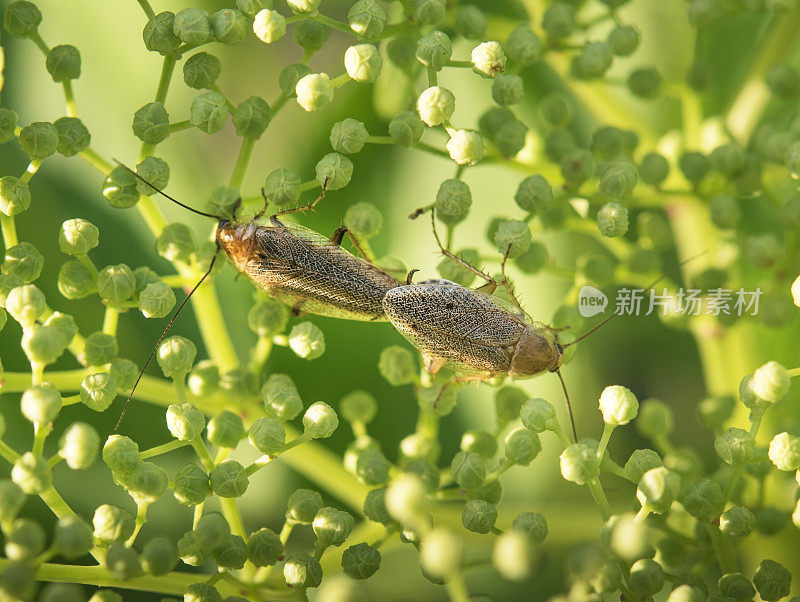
[
  {"xmin": 229, "ymin": 136, "xmax": 257, "ymax": 190},
  {"xmin": 586, "ymin": 478, "xmax": 612, "ymax": 522}
]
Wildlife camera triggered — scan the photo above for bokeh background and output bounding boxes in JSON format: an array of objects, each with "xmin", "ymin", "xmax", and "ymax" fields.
[{"xmin": 1, "ymin": 0, "xmax": 799, "ymax": 599}]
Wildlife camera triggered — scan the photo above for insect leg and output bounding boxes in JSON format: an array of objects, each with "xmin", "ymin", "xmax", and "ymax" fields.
[
  {"xmin": 330, "ymin": 225, "xmax": 376, "ymax": 264},
  {"xmin": 271, "ymin": 177, "xmax": 330, "ymax": 218},
  {"xmin": 115, "ymin": 245, "xmax": 221, "ymax": 432},
  {"xmin": 498, "ymin": 243, "xmax": 526, "ymax": 314},
  {"xmin": 432, "ymin": 373, "xmax": 490, "ymax": 409},
  {"xmin": 252, "ymin": 188, "xmax": 269, "ymax": 221},
  {"xmin": 428, "ymin": 209, "xmax": 496, "ymax": 286}
]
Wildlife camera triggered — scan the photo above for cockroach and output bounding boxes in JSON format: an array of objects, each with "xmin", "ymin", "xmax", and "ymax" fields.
[{"xmin": 114, "ymin": 163, "xmax": 400, "ymax": 429}]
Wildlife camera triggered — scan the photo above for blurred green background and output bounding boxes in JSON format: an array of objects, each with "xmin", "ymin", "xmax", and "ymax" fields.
[{"xmin": 1, "ymin": 0, "xmax": 799, "ymax": 599}]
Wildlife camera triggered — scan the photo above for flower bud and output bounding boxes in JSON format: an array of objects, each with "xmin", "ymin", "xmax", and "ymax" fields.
[
  {"xmin": 296, "ymin": 73, "xmax": 334, "ymax": 111},
  {"xmin": 446, "ymin": 129, "xmax": 484, "ymax": 165},
  {"xmin": 284, "ymin": 552, "xmax": 323, "ymax": 588},
  {"xmin": 279, "ymin": 63, "xmax": 311, "ymax": 97},
  {"xmin": 93, "ymin": 504, "xmax": 135, "ymax": 543},
  {"xmin": 190, "ymin": 91, "xmax": 228, "ymax": 134},
  {"xmin": 682, "ymin": 478, "xmax": 723, "ymax": 521},
  {"xmin": 639, "ymin": 152, "xmax": 669, "ymax": 186},
  {"xmin": 291, "ymin": 18, "xmax": 328, "ymax": 50},
  {"xmin": 378, "ymin": 345, "xmax": 416, "ymax": 386},
  {"xmin": 330, "ymin": 118, "xmax": 368, "ymax": 154},
  {"xmin": 213, "ymin": 534, "xmax": 247, "ymax": 569},
  {"xmin": 232, "ymin": 96, "xmax": 271, "ymax": 138},
  {"xmin": 572, "ymin": 41, "xmax": 612, "ymax": 79},
  {"xmin": 173, "ymin": 463, "xmax": 209, "ymax": 506},
  {"xmin": 84, "ymin": 332, "xmax": 118, "ymax": 366},
  {"xmin": 127, "ymin": 462, "xmax": 168, "ymax": 503},
  {"xmin": 0, "ymin": 177, "xmax": 30, "ymax": 217},
  {"xmin": 187, "ymin": 360, "xmax": 219, "ymax": 398},
  {"xmin": 471, "ymin": 41, "xmax": 506, "ymax": 78},
  {"xmin": 416, "ymin": 31, "xmax": 452, "ymax": 71},
  {"xmin": 623, "ymin": 449, "xmax": 663, "ymax": 484},
  {"xmin": 21, "ymin": 382, "xmax": 62, "ymax": 424},
  {"xmin": 282, "ymin": 488, "xmax": 323, "ymax": 526},
  {"xmin": 715, "ymin": 427, "xmax": 755, "ymax": 465},
  {"xmin": 142, "ymin": 11, "xmax": 180, "ymax": 56},
  {"xmin": 340, "ymin": 542, "xmax": 380, "ymax": 580},
  {"xmin": 454, "ymin": 4, "xmax": 485, "ymax": 38},
  {"xmin": 315, "ymin": 152, "xmax": 353, "ymax": 190},
  {"xmin": 303, "ymin": 401, "xmax": 338, "ymax": 439},
  {"xmin": 54, "ymin": 516, "xmax": 93, "ymax": 559},
  {"xmin": 289, "ymin": 321, "xmax": 326, "ymax": 359},
  {"xmin": 719, "ymin": 505, "xmax": 755, "ymax": 539},
  {"xmin": 43, "ymin": 312, "xmax": 78, "ymax": 343},
  {"xmin": 495, "ymin": 117, "xmax": 526, "ymax": 156},
  {"xmin": 5, "ymin": 519, "xmax": 45, "ymax": 561},
  {"xmin": 178, "ymin": 531, "xmax": 209, "ymax": 566},
  {"xmin": 354, "ymin": 447, "xmax": 391, "ymax": 485},
  {"xmin": 679, "ymin": 151, "xmax": 709, "ymax": 184},
  {"xmin": 348, "ymin": 0, "xmax": 386, "ymax": 39},
  {"xmin": 0, "ymin": 480, "xmax": 26, "ymax": 522},
  {"xmin": 768, "ymin": 432, "xmax": 800, "ymax": 471},
  {"xmin": 206, "ymin": 411, "xmax": 244, "ymax": 449},
  {"xmin": 211, "ymin": 8, "xmax": 246, "ymax": 44},
  {"xmin": 636, "ymin": 466, "xmax": 679, "ymax": 514},
  {"xmin": 432, "ymin": 178, "xmax": 472, "ymax": 225},
  {"xmin": 105, "ymin": 543, "xmax": 143, "ymax": 581},
  {"xmin": 599, "ymin": 161, "xmax": 638, "ymax": 198},
  {"xmin": 344, "ymin": 204, "xmax": 382, "ymax": 242},
  {"xmin": 262, "ymin": 169, "xmax": 302, "ymax": 208},
  {"xmin": 209, "ymin": 460, "xmax": 249, "ymax": 497},
  {"xmin": 3, "ymin": 0, "xmax": 41, "ymax": 37},
  {"xmin": 505, "ymin": 428, "xmax": 541, "ymax": 466},
  {"xmin": 248, "ymin": 417, "xmax": 285, "ymax": 455},
  {"xmin": 561, "ymin": 148, "xmax": 594, "ymax": 186},
  {"xmin": 386, "ymin": 112, "xmax": 424, "ymax": 149},
  {"xmin": 718, "ymin": 572, "xmax": 756, "ymax": 600},
  {"xmin": 140, "ymin": 536, "xmax": 179, "ymax": 576},
  {"xmin": 253, "ymin": 8, "xmax": 285, "ymax": 43},
  {"xmin": 6, "ymin": 284, "xmax": 46, "ymax": 326},
  {"xmin": 461, "ymin": 499, "xmax": 497, "ymax": 534},
  {"xmin": 494, "ymin": 219, "xmax": 531, "ymax": 259},
  {"xmin": 543, "ymin": 2, "xmax": 574, "ymax": 38},
  {"xmin": 636, "ymin": 399, "xmax": 674, "ymax": 440},
  {"xmin": 79, "ymin": 372, "xmax": 116, "ymax": 412},
  {"xmin": 19, "ymin": 121, "xmax": 58, "ymax": 160},
  {"xmin": 451, "ymin": 451, "xmax": 486, "ymax": 489},
  {"xmin": 0, "ymin": 108, "xmax": 17, "ymax": 144},
  {"xmin": 608, "ymin": 24, "xmax": 639, "ymax": 56},
  {"xmin": 102, "ymin": 165, "xmax": 139, "ymax": 209},
  {"xmin": 421, "ymin": 528, "xmax": 461, "ymax": 578},
  {"xmin": 102, "ymin": 435, "xmax": 140, "ymax": 476},
  {"xmin": 313, "ymin": 506, "xmax": 354, "ymax": 548},
  {"xmin": 59, "ymin": 218, "xmax": 99, "ymax": 256},
  {"xmin": 753, "ymin": 559, "xmax": 791, "ymax": 601},
  {"xmin": 417, "ymin": 86, "xmax": 455, "ymax": 127},
  {"xmin": 491, "ymin": 74, "xmax": 523, "ymax": 107},
  {"xmin": 260, "ymin": 373, "xmax": 302, "ymax": 421},
  {"xmin": 172, "ymin": 7, "xmax": 212, "ymax": 45},
  {"xmin": 183, "ymin": 52, "xmax": 221, "ymax": 90},
  {"xmin": 157, "ymin": 336, "xmax": 196, "ymax": 377},
  {"xmin": 560, "ymin": 441, "xmax": 600, "ymax": 485},
  {"xmin": 4, "ymin": 241, "xmax": 44, "ymax": 282},
  {"xmin": 628, "ymin": 67, "xmax": 663, "ymax": 98},
  {"xmin": 751, "ymin": 361, "xmax": 790, "ymax": 403},
  {"xmin": 628, "ymin": 559, "xmax": 665, "ymax": 599},
  {"xmin": 132, "ymin": 102, "xmax": 169, "ymax": 145},
  {"xmin": 139, "ymin": 281, "xmax": 176, "ymax": 319},
  {"xmin": 598, "ymin": 384, "xmax": 639, "ymax": 425},
  {"xmin": 58, "ymin": 422, "xmax": 99, "ymax": 470},
  {"xmin": 345, "ymin": 44, "xmax": 382, "ymax": 83},
  {"xmin": 46, "ymin": 44, "xmax": 81, "ymax": 82},
  {"xmin": 22, "ymin": 324, "xmax": 68, "ymax": 366},
  {"xmin": 507, "ymin": 25, "xmax": 542, "ymax": 64},
  {"xmin": 385, "ymin": 474, "xmax": 427, "ymax": 525},
  {"xmin": 340, "ymin": 390, "xmax": 377, "ymax": 425},
  {"xmin": 247, "ymin": 527, "xmax": 282, "ymax": 567},
  {"xmin": 98, "ymin": 263, "xmax": 135, "ymax": 305},
  {"xmin": 456, "ymin": 430, "xmax": 496, "ymax": 462},
  {"xmin": 166, "ymin": 403, "xmax": 204, "ymax": 441}
]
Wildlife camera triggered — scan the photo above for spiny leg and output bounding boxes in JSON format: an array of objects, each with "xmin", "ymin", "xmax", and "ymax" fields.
[
  {"xmin": 428, "ymin": 208, "xmax": 496, "ymax": 287},
  {"xmin": 498, "ymin": 243, "xmax": 526, "ymax": 314},
  {"xmin": 432, "ymin": 373, "xmax": 490, "ymax": 409},
  {"xmin": 271, "ymin": 177, "xmax": 329, "ymax": 218},
  {"xmin": 330, "ymin": 225, "xmax": 376, "ymax": 264},
  {"xmin": 252, "ymin": 188, "xmax": 269, "ymax": 221}
]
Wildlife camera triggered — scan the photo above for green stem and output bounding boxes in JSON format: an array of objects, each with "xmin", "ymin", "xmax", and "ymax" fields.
[
  {"xmin": 190, "ymin": 438, "xmax": 215, "ymax": 471},
  {"xmin": 365, "ymin": 135, "xmax": 395, "ymax": 144},
  {"xmin": 586, "ymin": 478, "xmax": 612, "ymax": 522},
  {"xmin": 62, "ymin": 81, "xmax": 77, "ymax": 117},
  {"xmin": 229, "ymin": 136, "xmax": 257, "ymax": 189},
  {"xmin": 169, "ymin": 120, "xmax": 192, "ymax": 133},
  {"xmin": 445, "ymin": 573, "xmax": 471, "ymax": 602},
  {"xmin": 140, "ymin": 439, "xmax": 190, "ymax": 459},
  {"xmin": 219, "ymin": 497, "xmax": 247, "ymax": 542},
  {"xmin": 154, "ymin": 55, "xmax": 176, "ymax": 105},
  {"xmin": 705, "ymin": 523, "xmax": 738, "ymax": 573},
  {"xmin": 310, "ymin": 13, "xmax": 354, "ymax": 35},
  {"xmin": 0, "ymin": 440, "xmax": 20, "ymax": 464},
  {"xmin": 136, "ymin": 0, "xmax": 156, "ymax": 19},
  {"xmin": 1, "ymin": 215, "xmax": 18, "ymax": 248},
  {"xmin": 80, "ymin": 147, "xmax": 114, "ymax": 174},
  {"xmin": 102, "ymin": 307, "xmax": 119, "ymax": 336},
  {"xmin": 445, "ymin": 60, "xmax": 472, "ymax": 68},
  {"xmin": 595, "ymin": 423, "xmax": 615, "ymax": 460}
]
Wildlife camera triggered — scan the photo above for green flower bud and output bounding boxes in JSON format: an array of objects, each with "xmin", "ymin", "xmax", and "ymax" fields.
[
  {"xmin": 158, "ymin": 336, "xmax": 196, "ymax": 377},
  {"xmin": 420, "ymin": 528, "xmax": 461, "ymax": 579},
  {"xmin": 348, "ymin": 0, "xmax": 385, "ymax": 39},
  {"xmin": 212, "ymin": 534, "xmax": 247, "ymax": 569},
  {"xmin": 540, "ymin": 94, "xmax": 571, "ymax": 128},
  {"xmin": 330, "ymin": 118, "xmax": 367, "ymax": 155},
  {"xmin": 166, "ymin": 403, "xmax": 204, "ymax": 441},
  {"xmin": 544, "ymin": 129, "xmax": 576, "ymax": 163},
  {"xmin": 454, "ymin": 4, "xmax": 485, "ymax": 38},
  {"xmin": 388, "ymin": 111, "xmax": 424, "ymax": 147},
  {"xmin": 287, "ymin": 0, "xmax": 320, "ymax": 13},
  {"xmin": 284, "ymin": 552, "xmax": 323, "ymax": 588},
  {"xmin": 679, "ymin": 151, "xmax": 709, "ymax": 184},
  {"xmin": 362, "ymin": 487, "xmax": 391, "ymax": 525},
  {"xmin": 628, "ymin": 67, "xmax": 663, "ymax": 98},
  {"xmin": 294, "ymin": 19, "xmax": 329, "ymax": 51},
  {"xmin": 279, "ymin": 63, "xmax": 311, "ymax": 98},
  {"xmin": 303, "ymin": 401, "xmax": 338, "ymax": 439},
  {"xmin": 506, "ymin": 25, "xmax": 542, "ymax": 65},
  {"xmin": 190, "ymin": 91, "xmax": 228, "ymax": 134},
  {"xmin": 682, "ymin": 478, "xmax": 724, "ymax": 521},
  {"xmin": 494, "ymin": 386, "xmax": 526, "ymax": 428},
  {"xmin": 104, "ymin": 543, "xmax": 143, "ymax": 581},
  {"xmin": 0, "ymin": 176, "xmax": 30, "ymax": 217},
  {"xmin": 58, "ymin": 218, "xmax": 99, "ymax": 256},
  {"xmin": 253, "ymin": 8, "xmax": 285, "ymax": 43},
  {"xmin": 97, "ymin": 263, "xmax": 135, "ymax": 305},
  {"xmin": 21, "ymin": 382, "xmax": 62, "ymax": 424},
  {"xmin": 46, "ymin": 44, "xmax": 81, "ymax": 82},
  {"xmin": 156, "ymin": 223, "xmax": 197, "ymax": 264},
  {"xmin": 492, "ymin": 73, "xmax": 523, "ymax": 106},
  {"xmin": 0, "ymin": 480, "xmax": 25, "ymax": 522},
  {"xmin": 446, "ymin": 129, "xmax": 484, "ymax": 165},
  {"xmin": 492, "ymin": 531, "xmax": 533, "ymax": 581},
  {"xmin": 451, "ymin": 451, "xmax": 486, "ymax": 489},
  {"xmin": 247, "ymin": 527, "xmax": 282, "ymax": 567},
  {"xmin": 599, "ymin": 161, "xmax": 638, "ymax": 198},
  {"xmin": 597, "ymin": 201, "xmax": 629, "ymax": 237},
  {"xmin": 416, "ymin": 31, "xmax": 452, "ymax": 71},
  {"xmin": 248, "ymin": 417, "xmax": 285, "ymax": 455},
  {"xmin": 295, "ymin": 73, "xmax": 334, "ymax": 111},
  {"xmin": 751, "ymin": 361, "xmax": 790, "ymax": 403},
  {"xmin": 698, "ymin": 395, "xmax": 735, "ymax": 430},
  {"xmin": 753, "ymin": 559, "xmax": 791, "ymax": 601},
  {"xmin": 624, "ymin": 449, "xmax": 663, "ymax": 483},
  {"xmin": 4, "ymin": 241, "xmax": 43, "ymax": 283},
  {"xmin": 342, "ymin": 204, "xmax": 381, "ymax": 242},
  {"xmin": 572, "ymin": 41, "xmax": 613, "ymax": 80},
  {"xmin": 236, "ymin": 0, "xmax": 272, "ymax": 17},
  {"xmin": 83, "ymin": 332, "xmax": 118, "ymax": 367},
  {"xmin": 289, "ymin": 321, "xmax": 326, "ymax": 359},
  {"xmin": 459, "ymin": 430, "xmax": 497, "ymax": 461},
  {"xmin": 341, "ymin": 542, "xmax": 381, "ymax": 579},
  {"xmin": 259, "ymin": 373, "xmax": 301, "ymax": 421},
  {"xmin": 715, "ymin": 428, "xmax": 755, "ymax": 465},
  {"xmin": 53, "ymin": 116, "xmax": 91, "ymax": 157},
  {"xmin": 21, "ymin": 323, "xmax": 67, "ymax": 366},
  {"xmin": 519, "ymin": 398, "xmax": 557, "ymax": 433},
  {"xmin": 132, "ymin": 102, "xmax": 170, "ymax": 145},
  {"xmin": 5, "ymin": 519, "xmax": 45, "ymax": 561},
  {"xmin": 142, "ymin": 11, "xmax": 180, "ymax": 56},
  {"xmin": 102, "ymin": 165, "xmax": 139, "ymax": 209},
  {"xmin": 718, "ymin": 572, "xmax": 756, "ymax": 600},
  {"xmin": 284, "ymin": 489, "xmax": 322, "ymax": 525},
  {"xmin": 378, "ymin": 345, "xmax": 416, "ymax": 386},
  {"xmin": 638, "ymin": 152, "xmax": 669, "ymax": 186},
  {"xmin": 137, "ymin": 281, "xmax": 175, "ymax": 319},
  {"xmin": 561, "ymin": 148, "xmax": 594, "ymax": 186},
  {"xmin": 461, "ymin": 499, "xmax": 497, "ymax": 534},
  {"xmin": 344, "ymin": 43, "xmax": 382, "ymax": 83},
  {"xmin": 0, "ymin": 561, "xmax": 36, "ymax": 600},
  {"xmin": 512, "ymin": 512, "xmax": 548, "ymax": 544},
  {"xmin": 340, "ymin": 390, "xmax": 377, "ymax": 425},
  {"xmin": 577, "ymin": 252, "xmax": 615, "ymax": 287},
  {"xmin": 6, "ymin": 283, "xmax": 46, "ymax": 326},
  {"xmin": 173, "ymin": 463, "xmax": 209, "ymax": 506},
  {"xmin": 599, "ymin": 385, "xmax": 639, "ymax": 426},
  {"xmin": 434, "ymin": 178, "xmax": 472, "ymax": 225},
  {"xmin": 505, "ymin": 428, "xmax": 541, "ymax": 466},
  {"xmin": 709, "ymin": 193, "xmax": 740, "ymax": 230},
  {"xmin": 495, "ymin": 119, "xmax": 528, "ymax": 156},
  {"xmin": 0, "ymin": 108, "xmax": 18, "ymax": 143},
  {"xmin": 494, "ymin": 219, "xmax": 531, "ymax": 259},
  {"xmin": 172, "ymin": 7, "xmax": 211, "ymax": 45},
  {"xmin": 183, "ymin": 52, "xmax": 221, "ymax": 90},
  {"xmin": 608, "ymin": 24, "xmax": 639, "ymax": 56},
  {"xmin": 635, "ymin": 399, "xmax": 674, "ymax": 440},
  {"xmin": 93, "ymin": 504, "xmax": 135, "ymax": 543},
  {"xmin": 313, "ymin": 506, "xmax": 355, "ymax": 547},
  {"xmin": 560, "ymin": 441, "xmax": 600, "ymax": 485},
  {"xmin": 709, "ymin": 142, "xmax": 746, "ymax": 177},
  {"xmin": 58, "ymin": 422, "xmax": 99, "ymax": 470},
  {"xmin": 221, "ymin": 370, "xmax": 257, "ymax": 400},
  {"xmin": 42, "ymin": 311, "xmax": 77, "ymax": 342},
  {"xmin": 210, "ymin": 8, "xmax": 246, "ymax": 44},
  {"xmin": 102, "ymin": 435, "xmax": 140, "ymax": 476},
  {"xmin": 385, "ymin": 473, "xmax": 427, "ymax": 525},
  {"xmin": 628, "ymin": 558, "xmax": 665, "ymax": 598},
  {"xmin": 768, "ymin": 432, "xmax": 800, "ymax": 471},
  {"xmin": 19, "ymin": 121, "xmax": 58, "ymax": 160},
  {"xmin": 417, "ymin": 86, "xmax": 455, "ymax": 127},
  {"xmin": 542, "ymin": 2, "xmax": 574, "ymax": 38},
  {"xmin": 636, "ymin": 466, "xmax": 679, "ymax": 514},
  {"xmin": 3, "ymin": 0, "xmax": 41, "ymax": 37},
  {"xmin": 179, "ymin": 531, "xmax": 209, "ymax": 566},
  {"xmin": 140, "ymin": 536, "xmax": 179, "ymax": 576},
  {"xmin": 756, "ymin": 506, "xmax": 789, "ymax": 535},
  {"xmin": 210, "ymin": 460, "xmax": 248, "ymax": 498},
  {"xmin": 315, "ymin": 152, "xmax": 352, "ymax": 190},
  {"xmin": 719, "ymin": 505, "xmax": 755, "ymax": 539},
  {"xmin": 354, "ymin": 447, "xmax": 390, "ymax": 485},
  {"xmin": 206, "ymin": 411, "xmax": 244, "ymax": 449},
  {"xmin": 185, "ymin": 361, "xmax": 219, "ymax": 399},
  {"xmin": 471, "ymin": 41, "xmax": 506, "ymax": 78},
  {"xmin": 54, "ymin": 516, "xmax": 94, "ymax": 560},
  {"xmin": 437, "ymin": 248, "xmax": 478, "ymax": 286},
  {"xmin": 42, "ymin": 583, "xmax": 85, "ymax": 600}
]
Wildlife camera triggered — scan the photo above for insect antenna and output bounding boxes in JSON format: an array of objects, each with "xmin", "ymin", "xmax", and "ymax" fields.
[
  {"xmin": 563, "ymin": 251, "xmax": 708, "ymax": 348},
  {"xmin": 113, "ymin": 161, "xmax": 224, "ymax": 221},
  {"xmin": 114, "ymin": 247, "xmax": 220, "ymax": 431},
  {"xmin": 556, "ymin": 369, "xmax": 578, "ymax": 442}
]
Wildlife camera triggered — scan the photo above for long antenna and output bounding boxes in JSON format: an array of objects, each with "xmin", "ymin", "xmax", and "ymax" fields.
[
  {"xmin": 113, "ymin": 161, "xmax": 223, "ymax": 221},
  {"xmin": 556, "ymin": 369, "xmax": 578, "ymax": 442},
  {"xmin": 114, "ymin": 248, "xmax": 220, "ymax": 431},
  {"xmin": 563, "ymin": 251, "xmax": 708, "ymax": 348}
]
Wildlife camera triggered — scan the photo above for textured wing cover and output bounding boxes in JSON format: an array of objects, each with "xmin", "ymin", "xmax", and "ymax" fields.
[
  {"xmin": 382, "ymin": 281, "xmax": 525, "ymax": 374},
  {"xmin": 244, "ymin": 222, "xmax": 400, "ymax": 321}
]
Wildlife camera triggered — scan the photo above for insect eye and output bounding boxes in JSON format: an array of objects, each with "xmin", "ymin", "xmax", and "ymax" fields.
[{"xmin": 556, "ymin": 343, "xmax": 563, "ymax": 354}]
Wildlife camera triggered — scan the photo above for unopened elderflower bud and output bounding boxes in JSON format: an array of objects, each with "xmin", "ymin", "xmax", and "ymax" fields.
[
  {"xmin": 295, "ymin": 73, "xmax": 333, "ymax": 112},
  {"xmin": 446, "ymin": 130, "xmax": 484, "ymax": 165},
  {"xmin": 768, "ymin": 432, "xmax": 800, "ymax": 471},
  {"xmin": 344, "ymin": 44, "xmax": 382, "ymax": 82},
  {"xmin": 599, "ymin": 385, "xmax": 639, "ymax": 425},
  {"xmin": 560, "ymin": 441, "xmax": 599, "ymax": 484},
  {"xmin": 417, "ymin": 86, "xmax": 455, "ymax": 127},
  {"xmin": 750, "ymin": 361, "xmax": 790, "ymax": 403},
  {"xmin": 471, "ymin": 41, "xmax": 506, "ymax": 78},
  {"xmin": 303, "ymin": 402, "xmax": 338, "ymax": 438}
]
